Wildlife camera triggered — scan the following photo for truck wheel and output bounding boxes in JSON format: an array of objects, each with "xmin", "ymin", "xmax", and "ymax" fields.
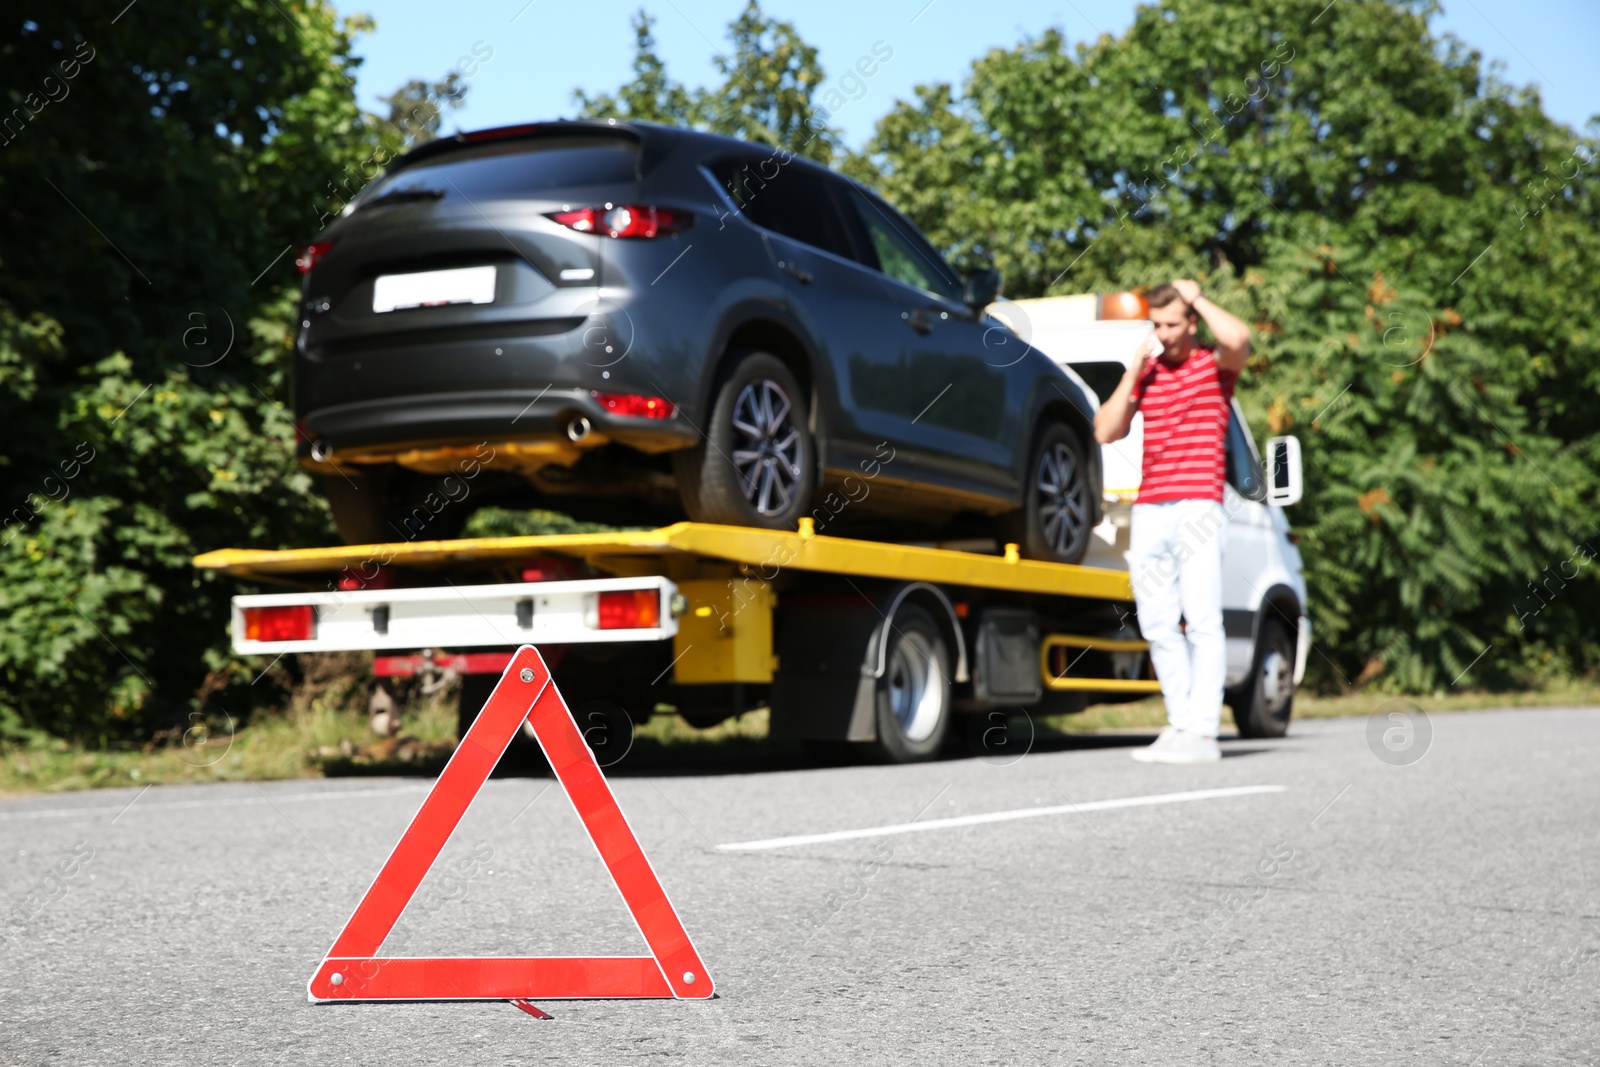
[
  {"xmin": 871, "ymin": 604, "xmax": 952, "ymax": 763},
  {"xmin": 1231, "ymin": 618, "xmax": 1296, "ymax": 738},
  {"xmin": 674, "ymin": 352, "xmax": 814, "ymax": 529},
  {"xmin": 999, "ymin": 423, "xmax": 1092, "ymax": 565}
]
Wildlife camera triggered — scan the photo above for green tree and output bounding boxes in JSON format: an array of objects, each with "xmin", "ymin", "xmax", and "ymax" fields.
[
  {"xmin": 575, "ymin": 3, "xmax": 837, "ymax": 162},
  {"xmin": 697, "ymin": 0, "xmax": 836, "ymax": 162},
  {"xmin": 380, "ymin": 71, "xmax": 470, "ymax": 145},
  {"xmin": 0, "ymin": 2, "xmax": 388, "ymax": 740},
  {"xmin": 572, "ymin": 12, "xmax": 696, "ymax": 126},
  {"xmin": 851, "ymin": 0, "xmax": 1599, "ymax": 690}
]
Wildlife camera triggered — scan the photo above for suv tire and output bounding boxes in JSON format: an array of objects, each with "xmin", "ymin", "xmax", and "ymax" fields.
[
  {"xmin": 999, "ymin": 422, "xmax": 1093, "ymax": 565},
  {"xmin": 674, "ymin": 352, "xmax": 814, "ymax": 528}
]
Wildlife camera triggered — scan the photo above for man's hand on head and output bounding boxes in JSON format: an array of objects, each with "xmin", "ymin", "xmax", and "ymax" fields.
[{"xmin": 1168, "ymin": 278, "xmax": 1250, "ymax": 373}]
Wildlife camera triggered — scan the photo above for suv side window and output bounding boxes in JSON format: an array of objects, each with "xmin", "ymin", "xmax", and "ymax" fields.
[
  {"xmin": 707, "ymin": 156, "xmax": 858, "ymax": 261},
  {"xmin": 845, "ymin": 187, "xmax": 964, "ymax": 304},
  {"xmin": 1225, "ymin": 406, "xmax": 1267, "ymax": 502}
]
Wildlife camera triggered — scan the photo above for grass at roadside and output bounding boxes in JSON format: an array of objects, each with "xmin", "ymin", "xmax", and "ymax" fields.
[
  {"xmin": 0, "ymin": 696, "xmax": 459, "ymax": 796},
  {"xmin": 1041, "ymin": 681, "xmax": 1600, "ymax": 734},
  {"xmin": 3, "ymin": 682, "xmax": 1597, "ymax": 796}
]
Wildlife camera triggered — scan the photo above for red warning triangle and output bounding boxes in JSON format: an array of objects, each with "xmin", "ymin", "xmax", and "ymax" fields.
[{"xmin": 306, "ymin": 645, "xmax": 713, "ymax": 1002}]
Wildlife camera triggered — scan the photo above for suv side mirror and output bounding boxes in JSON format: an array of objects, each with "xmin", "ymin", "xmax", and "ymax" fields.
[
  {"xmin": 1265, "ymin": 436, "xmax": 1303, "ymax": 507},
  {"xmin": 963, "ymin": 267, "xmax": 1001, "ymax": 310}
]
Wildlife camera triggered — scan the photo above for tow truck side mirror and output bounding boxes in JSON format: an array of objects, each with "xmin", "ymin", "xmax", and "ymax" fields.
[{"xmin": 1265, "ymin": 436, "xmax": 1303, "ymax": 507}]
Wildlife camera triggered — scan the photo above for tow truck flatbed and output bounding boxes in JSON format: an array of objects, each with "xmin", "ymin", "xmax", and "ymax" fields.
[
  {"xmin": 193, "ymin": 520, "xmax": 1134, "ymax": 602},
  {"xmin": 194, "ymin": 520, "xmax": 1155, "ymax": 762}
]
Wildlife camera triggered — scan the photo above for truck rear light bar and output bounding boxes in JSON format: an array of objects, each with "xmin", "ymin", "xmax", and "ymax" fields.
[{"xmin": 231, "ymin": 577, "xmax": 678, "ymax": 655}]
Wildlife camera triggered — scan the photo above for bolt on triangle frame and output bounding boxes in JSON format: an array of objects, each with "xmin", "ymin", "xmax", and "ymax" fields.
[{"xmin": 306, "ymin": 645, "xmax": 713, "ymax": 1002}]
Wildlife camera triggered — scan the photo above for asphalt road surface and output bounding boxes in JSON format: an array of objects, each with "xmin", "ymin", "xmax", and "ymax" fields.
[{"xmin": 2, "ymin": 707, "xmax": 1597, "ymax": 1066}]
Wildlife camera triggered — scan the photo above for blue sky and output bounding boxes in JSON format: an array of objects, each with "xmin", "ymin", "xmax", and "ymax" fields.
[{"xmin": 334, "ymin": 0, "xmax": 1599, "ymax": 148}]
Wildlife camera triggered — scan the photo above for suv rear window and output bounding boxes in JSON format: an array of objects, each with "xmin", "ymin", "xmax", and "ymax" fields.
[{"xmin": 361, "ymin": 136, "xmax": 640, "ymax": 204}]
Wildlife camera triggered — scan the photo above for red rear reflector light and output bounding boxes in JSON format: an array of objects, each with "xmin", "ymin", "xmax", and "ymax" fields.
[
  {"xmin": 546, "ymin": 205, "xmax": 692, "ymax": 239},
  {"xmin": 1098, "ymin": 291, "xmax": 1150, "ymax": 320},
  {"xmin": 591, "ymin": 391, "xmax": 676, "ymax": 419},
  {"xmin": 337, "ymin": 565, "xmax": 396, "ymax": 592},
  {"xmin": 296, "ymin": 239, "xmax": 336, "ymax": 274},
  {"xmin": 520, "ymin": 555, "xmax": 583, "ymax": 582},
  {"xmin": 596, "ymin": 589, "xmax": 660, "ymax": 630},
  {"xmin": 243, "ymin": 605, "xmax": 315, "ymax": 642},
  {"xmin": 463, "ymin": 123, "xmax": 544, "ymax": 142}
]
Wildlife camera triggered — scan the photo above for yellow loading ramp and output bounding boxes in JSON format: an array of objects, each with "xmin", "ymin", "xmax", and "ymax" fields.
[{"xmin": 193, "ymin": 520, "xmax": 1159, "ymax": 693}]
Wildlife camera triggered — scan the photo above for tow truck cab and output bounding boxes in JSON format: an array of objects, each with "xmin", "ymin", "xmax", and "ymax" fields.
[{"xmin": 993, "ymin": 293, "xmax": 1311, "ymax": 734}]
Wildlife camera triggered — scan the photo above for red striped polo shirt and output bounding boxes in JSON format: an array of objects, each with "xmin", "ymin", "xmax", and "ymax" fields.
[{"xmin": 1134, "ymin": 345, "xmax": 1238, "ymax": 504}]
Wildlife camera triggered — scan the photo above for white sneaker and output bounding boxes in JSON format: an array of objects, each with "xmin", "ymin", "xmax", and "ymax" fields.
[
  {"xmin": 1145, "ymin": 730, "xmax": 1221, "ymax": 764},
  {"xmin": 1131, "ymin": 726, "xmax": 1180, "ymax": 763}
]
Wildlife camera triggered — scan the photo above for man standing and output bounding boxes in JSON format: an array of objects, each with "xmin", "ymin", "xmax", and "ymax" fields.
[{"xmin": 1094, "ymin": 280, "xmax": 1251, "ymax": 764}]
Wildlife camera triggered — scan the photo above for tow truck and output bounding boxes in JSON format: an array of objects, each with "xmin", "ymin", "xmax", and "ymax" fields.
[
  {"xmin": 195, "ymin": 517, "xmax": 1171, "ymax": 763},
  {"xmin": 194, "ymin": 293, "xmax": 1308, "ymax": 763}
]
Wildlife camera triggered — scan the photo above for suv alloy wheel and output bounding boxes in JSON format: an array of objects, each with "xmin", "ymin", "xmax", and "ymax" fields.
[
  {"xmin": 1000, "ymin": 423, "xmax": 1092, "ymax": 565},
  {"xmin": 674, "ymin": 351, "xmax": 815, "ymax": 528}
]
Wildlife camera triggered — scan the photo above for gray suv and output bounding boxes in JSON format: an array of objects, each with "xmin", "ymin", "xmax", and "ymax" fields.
[{"xmin": 294, "ymin": 120, "xmax": 1101, "ymax": 562}]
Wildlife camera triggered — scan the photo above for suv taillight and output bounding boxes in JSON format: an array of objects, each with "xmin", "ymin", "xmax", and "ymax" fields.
[
  {"xmin": 295, "ymin": 239, "xmax": 336, "ymax": 274},
  {"xmin": 546, "ymin": 205, "xmax": 692, "ymax": 239}
]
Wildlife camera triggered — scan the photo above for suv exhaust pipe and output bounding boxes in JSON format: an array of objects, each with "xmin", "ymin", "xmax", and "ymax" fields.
[{"xmin": 565, "ymin": 415, "xmax": 592, "ymax": 443}]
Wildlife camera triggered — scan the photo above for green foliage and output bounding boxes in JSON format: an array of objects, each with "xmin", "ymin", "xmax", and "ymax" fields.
[
  {"xmin": 3, "ymin": 0, "xmax": 1594, "ymax": 751},
  {"xmin": 697, "ymin": 1, "xmax": 837, "ymax": 163},
  {"xmin": 0, "ymin": 2, "xmax": 385, "ymax": 740},
  {"xmin": 574, "ymin": 3, "xmax": 837, "ymax": 162},
  {"xmin": 380, "ymin": 71, "xmax": 470, "ymax": 145},
  {"xmin": 849, "ymin": 0, "xmax": 1600, "ymax": 690},
  {"xmin": 572, "ymin": 12, "xmax": 697, "ymax": 127},
  {"xmin": 462, "ymin": 508, "xmax": 631, "ymax": 538}
]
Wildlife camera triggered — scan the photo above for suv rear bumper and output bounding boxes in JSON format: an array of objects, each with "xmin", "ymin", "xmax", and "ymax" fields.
[{"xmin": 298, "ymin": 388, "xmax": 698, "ymax": 471}]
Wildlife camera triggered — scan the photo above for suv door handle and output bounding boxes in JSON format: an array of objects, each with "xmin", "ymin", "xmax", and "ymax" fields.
[
  {"xmin": 776, "ymin": 259, "xmax": 813, "ymax": 284},
  {"xmin": 903, "ymin": 309, "xmax": 935, "ymax": 334}
]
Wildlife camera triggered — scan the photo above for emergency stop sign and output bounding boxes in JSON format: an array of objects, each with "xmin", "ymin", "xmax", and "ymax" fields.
[{"xmin": 305, "ymin": 645, "xmax": 713, "ymax": 1002}]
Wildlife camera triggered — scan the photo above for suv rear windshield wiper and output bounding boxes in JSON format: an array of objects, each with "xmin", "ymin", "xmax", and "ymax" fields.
[{"xmin": 359, "ymin": 187, "xmax": 445, "ymax": 211}]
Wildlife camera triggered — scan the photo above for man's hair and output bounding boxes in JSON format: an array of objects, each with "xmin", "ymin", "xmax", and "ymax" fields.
[{"xmin": 1146, "ymin": 283, "xmax": 1197, "ymax": 317}]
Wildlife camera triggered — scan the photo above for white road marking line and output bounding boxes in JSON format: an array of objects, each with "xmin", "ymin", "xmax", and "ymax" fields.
[
  {"xmin": 716, "ymin": 785, "xmax": 1288, "ymax": 851},
  {"xmin": 0, "ymin": 784, "xmax": 432, "ymax": 822}
]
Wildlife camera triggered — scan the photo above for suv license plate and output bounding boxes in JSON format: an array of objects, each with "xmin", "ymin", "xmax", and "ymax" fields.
[{"xmin": 372, "ymin": 265, "xmax": 496, "ymax": 313}]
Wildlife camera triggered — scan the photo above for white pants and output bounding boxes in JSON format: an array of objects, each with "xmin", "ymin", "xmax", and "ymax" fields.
[{"xmin": 1128, "ymin": 500, "xmax": 1227, "ymax": 738}]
